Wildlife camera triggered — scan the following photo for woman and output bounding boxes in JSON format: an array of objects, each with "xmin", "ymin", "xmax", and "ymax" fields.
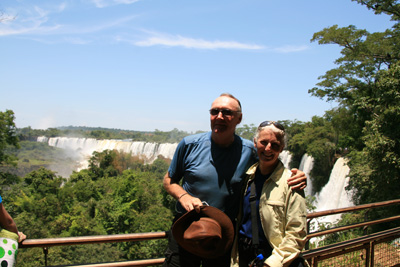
[{"xmin": 231, "ymin": 121, "xmax": 307, "ymax": 267}]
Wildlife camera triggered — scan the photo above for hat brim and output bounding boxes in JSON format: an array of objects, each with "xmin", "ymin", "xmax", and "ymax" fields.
[{"xmin": 172, "ymin": 206, "xmax": 234, "ymax": 259}]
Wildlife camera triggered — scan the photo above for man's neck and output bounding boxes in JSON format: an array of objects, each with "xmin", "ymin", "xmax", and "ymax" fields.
[{"xmin": 211, "ymin": 132, "xmax": 235, "ymax": 147}]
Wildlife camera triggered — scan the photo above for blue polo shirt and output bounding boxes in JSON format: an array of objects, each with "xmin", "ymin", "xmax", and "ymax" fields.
[{"xmin": 169, "ymin": 132, "xmax": 256, "ymax": 221}]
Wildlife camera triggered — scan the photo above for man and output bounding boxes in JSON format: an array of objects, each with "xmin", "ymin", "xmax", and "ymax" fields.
[{"xmin": 163, "ymin": 93, "xmax": 306, "ymax": 267}]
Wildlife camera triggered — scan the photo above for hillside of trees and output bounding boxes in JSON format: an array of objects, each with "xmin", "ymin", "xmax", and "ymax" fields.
[
  {"xmin": 1, "ymin": 146, "xmax": 174, "ymax": 266},
  {"xmin": 17, "ymin": 126, "xmax": 196, "ymax": 144}
]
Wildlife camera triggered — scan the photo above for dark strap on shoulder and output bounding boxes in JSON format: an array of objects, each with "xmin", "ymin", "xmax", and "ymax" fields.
[{"xmin": 249, "ymin": 180, "xmax": 259, "ymax": 248}]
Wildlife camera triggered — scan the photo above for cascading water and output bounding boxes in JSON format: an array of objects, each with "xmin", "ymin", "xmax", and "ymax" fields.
[
  {"xmin": 307, "ymin": 157, "xmax": 354, "ymax": 245},
  {"xmin": 37, "ymin": 137, "xmax": 178, "ymax": 171},
  {"xmin": 299, "ymin": 154, "xmax": 314, "ymax": 196},
  {"xmin": 298, "ymin": 154, "xmax": 353, "ymax": 215},
  {"xmin": 314, "ymin": 157, "xmax": 353, "ymax": 222},
  {"xmin": 279, "ymin": 150, "xmax": 292, "ymax": 170}
]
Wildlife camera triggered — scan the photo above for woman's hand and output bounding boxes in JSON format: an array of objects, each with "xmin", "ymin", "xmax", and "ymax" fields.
[{"xmin": 18, "ymin": 231, "xmax": 26, "ymax": 243}]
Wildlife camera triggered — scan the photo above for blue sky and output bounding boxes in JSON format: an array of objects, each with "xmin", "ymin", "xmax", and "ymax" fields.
[{"xmin": 0, "ymin": 0, "xmax": 394, "ymax": 132}]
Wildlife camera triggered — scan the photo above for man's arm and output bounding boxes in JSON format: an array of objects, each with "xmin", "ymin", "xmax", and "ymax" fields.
[
  {"xmin": 288, "ymin": 169, "xmax": 307, "ymax": 190},
  {"xmin": 163, "ymin": 172, "xmax": 203, "ymax": 213}
]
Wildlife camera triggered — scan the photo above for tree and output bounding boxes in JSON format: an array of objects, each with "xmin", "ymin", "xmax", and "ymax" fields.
[
  {"xmin": 236, "ymin": 124, "xmax": 257, "ymax": 141},
  {"xmin": 0, "ymin": 110, "xmax": 20, "ymax": 166},
  {"xmin": 347, "ymin": 62, "xmax": 400, "ymax": 205},
  {"xmin": 309, "ymin": 0, "xmax": 400, "ymax": 206},
  {"xmin": 287, "ymin": 116, "xmax": 337, "ymax": 193}
]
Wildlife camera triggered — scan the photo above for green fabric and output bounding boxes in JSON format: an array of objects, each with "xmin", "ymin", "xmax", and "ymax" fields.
[{"xmin": 0, "ymin": 229, "xmax": 18, "ymax": 242}]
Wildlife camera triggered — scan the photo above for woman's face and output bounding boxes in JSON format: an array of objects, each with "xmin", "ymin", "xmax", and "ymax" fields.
[{"xmin": 254, "ymin": 128, "xmax": 283, "ymax": 170}]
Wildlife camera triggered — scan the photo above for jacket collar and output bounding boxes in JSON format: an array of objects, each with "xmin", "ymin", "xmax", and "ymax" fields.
[{"xmin": 246, "ymin": 160, "xmax": 285, "ymax": 184}]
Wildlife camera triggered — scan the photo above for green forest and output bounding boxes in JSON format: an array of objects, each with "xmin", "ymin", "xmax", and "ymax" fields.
[{"xmin": 1, "ymin": 0, "xmax": 400, "ymax": 265}]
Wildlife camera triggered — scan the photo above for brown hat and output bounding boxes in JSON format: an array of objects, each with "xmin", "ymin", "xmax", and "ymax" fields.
[{"xmin": 172, "ymin": 206, "xmax": 234, "ymax": 259}]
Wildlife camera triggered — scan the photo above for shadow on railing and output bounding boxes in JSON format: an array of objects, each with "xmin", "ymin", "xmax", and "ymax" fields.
[{"xmin": 19, "ymin": 199, "xmax": 400, "ymax": 266}]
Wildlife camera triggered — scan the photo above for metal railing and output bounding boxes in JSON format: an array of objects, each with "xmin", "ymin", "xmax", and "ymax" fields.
[
  {"xmin": 19, "ymin": 199, "xmax": 400, "ymax": 266},
  {"xmin": 20, "ymin": 232, "xmax": 167, "ymax": 267},
  {"xmin": 304, "ymin": 199, "xmax": 400, "ymax": 266},
  {"xmin": 303, "ymin": 226, "xmax": 400, "ymax": 266}
]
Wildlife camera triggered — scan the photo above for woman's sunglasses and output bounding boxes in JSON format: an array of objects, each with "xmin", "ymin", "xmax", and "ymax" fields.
[{"xmin": 258, "ymin": 121, "xmax": 285, "ymax": 131}]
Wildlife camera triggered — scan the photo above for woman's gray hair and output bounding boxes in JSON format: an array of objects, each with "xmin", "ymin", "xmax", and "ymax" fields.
[{"xmin": 254, "ymin": 124, "xmax": 286, "ymax": 149}]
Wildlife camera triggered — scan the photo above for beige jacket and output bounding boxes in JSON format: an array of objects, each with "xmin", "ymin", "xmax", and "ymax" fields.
[{"xmin": 231, "ymin": 161, "xmax": 307, "ymax": 267}]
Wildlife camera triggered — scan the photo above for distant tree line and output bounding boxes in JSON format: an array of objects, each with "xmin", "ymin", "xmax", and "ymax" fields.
[{"xmin": 17, "ymin": 126, "xmax": 199, "ymax": 144}]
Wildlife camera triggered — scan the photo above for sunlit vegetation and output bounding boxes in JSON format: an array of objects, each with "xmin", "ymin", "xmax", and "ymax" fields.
[{"xmin": 1, "ymin": 150, "xmax": 172, "ymax": 266}]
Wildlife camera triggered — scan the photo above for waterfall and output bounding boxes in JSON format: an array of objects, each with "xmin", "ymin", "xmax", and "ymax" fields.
[
  {"xmin": 299, "ymin": 154, "xmax": 314, "ymax": 196},
  {"xmin": 37, "ymin": 137, "xmax": 178, "ymax": 171},
  {"xmin": 314, "ymin": 157, "xmax": 353, "ymax": 225},
  {"xmin": 279, "ymin": 150, "xmax": 292, "ymax": 169}
]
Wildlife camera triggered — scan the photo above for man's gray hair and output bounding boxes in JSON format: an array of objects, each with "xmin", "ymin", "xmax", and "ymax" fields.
[{"xmin": 219, "ymin": 93, "xmax": 242, "ymax": 112}]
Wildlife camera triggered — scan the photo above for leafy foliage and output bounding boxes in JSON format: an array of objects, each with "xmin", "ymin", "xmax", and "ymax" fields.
[
  {"xmin": 308, "ymin": 0, "xmax": 400, "ymax": 230},
  {"xmin": 235, "ymin": 124, "xmax": 257, "ymax": 141},
  {"xmin": 0, "ymin": 110, "xmax": 20, "ymax": 166},
  {"xmin": 0, "ymin": 149, "xmax": 172, "ymax": 266},
  {"xmin": 347, "ymin": 62, "xmax": 400, "ymax": 207}
]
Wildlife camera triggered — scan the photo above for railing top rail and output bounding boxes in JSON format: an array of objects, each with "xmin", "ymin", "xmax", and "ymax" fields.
[
  {"xmin": 307, "ymin": 215, "xmax": 400, "ymax": 239},
  {"xmin": 307, "ymin": 198, "xmax": 400, "ymax": 219},
  {"xmin": 303, "ymin": 226, "xmax": 400, "ymax": 258},
  {"xmin": 20, "ymin": 231, "xmax": 167, "ymax": 248}
]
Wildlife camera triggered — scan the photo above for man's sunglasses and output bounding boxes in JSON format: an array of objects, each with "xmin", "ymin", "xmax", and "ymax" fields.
[
  {"xmin": 258, "ymin": 121, "xmax": 285, "ymax": 131},
  {"xmin": 209, "ymin": 108, "xmax": 239, "ymax": 117}
]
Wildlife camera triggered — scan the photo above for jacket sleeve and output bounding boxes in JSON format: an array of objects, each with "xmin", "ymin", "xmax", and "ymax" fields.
[{"xmin": 265, "ymin": 188, "xmax": 307, "ymax": 267}]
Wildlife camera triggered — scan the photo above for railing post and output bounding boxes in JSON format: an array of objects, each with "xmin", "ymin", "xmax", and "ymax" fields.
[
  {"xmin": 369, "ymin": 240, "xmax": 374, "ymax": 267},
  {"xmin": 306, "ymin": 219, "xmax": 312, "ymax": 250},
  {"xmin": 43, "ymin": 247, "xmax": 48, "ymax": 267},
  {"xmin": 364, "ymin": 210, "xmax": 370, "ymax": 236}
]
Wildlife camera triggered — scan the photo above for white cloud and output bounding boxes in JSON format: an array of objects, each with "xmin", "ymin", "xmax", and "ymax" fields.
[
  {"xmin": 0, "ymin": 2, "xmax": 137, "ymax": 42},
  {"xmin": 133, "ymin": 32, "xmax": 265, "ymax": 50},
  {"xmin": 0, "ymin": 4, "xmax": 63, "ymax": 36},
  {"xmin": 90, "ymin": 0, "xmax": 140, "ymax": 8},
  {"xmin": 131, "ymin": 31, "xmax": 308, "ymax": 52},
  {"xmin": 0, "ymin": 24, "xmax": 62, "ymax": 36}
]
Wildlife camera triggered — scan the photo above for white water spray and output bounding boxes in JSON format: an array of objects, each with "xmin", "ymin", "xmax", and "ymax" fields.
[
  {"xmin": 299, "ymin": 154, "xmax": 314, "ymax": 196},
  {"xmin": 37, "ymin": 137, "xmax": 178, "ymax": 171},
  {"xmin": 315, "ymin": 158, "xmax": 353, "ymax": 211},
  {"xmin": 313, "ymin": 157, "xmax": 354, "ymax": 231},
  {"xmin": 279, "ymin": 150, "xmax": 292, "ymax": 169}
]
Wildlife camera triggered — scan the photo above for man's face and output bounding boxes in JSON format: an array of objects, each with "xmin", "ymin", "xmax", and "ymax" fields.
[{"xmin": 210, "ymin": 96, "xmax": 242, "ymax": 137}]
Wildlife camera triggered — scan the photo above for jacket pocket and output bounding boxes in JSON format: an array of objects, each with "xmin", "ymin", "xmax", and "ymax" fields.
[{"xmin": 266, "ymin": 200, "xmax": 285, "ymax": 232}]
